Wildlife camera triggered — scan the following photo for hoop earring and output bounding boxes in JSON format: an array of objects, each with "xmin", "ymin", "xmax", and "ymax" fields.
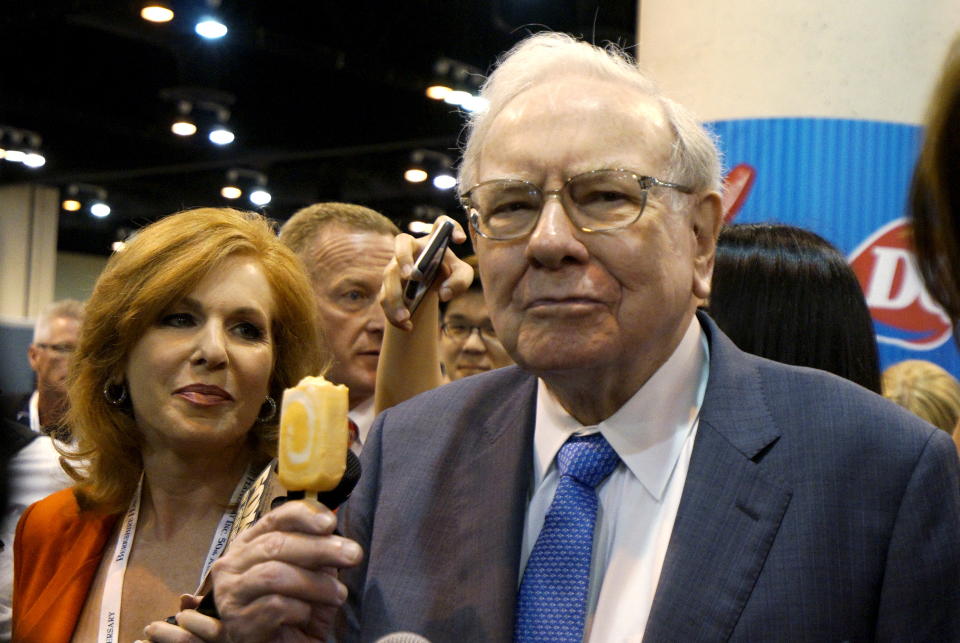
[
  {"xmin": 103, "ymin": 382, "xmax": 128, "ymax": 407},
  {"xmin": 257, "ymin": 396, "xmax": 277, "ymax": 423}
]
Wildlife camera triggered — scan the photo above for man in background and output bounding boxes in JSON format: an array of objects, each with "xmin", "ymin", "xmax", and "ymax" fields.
[
  {"xmin": 279, "ymin": 203, "xmax": 399, "ymax": 451},
  {"xmin": 1, "ymin": 299, "xmax": 84, "ymax": 439},
  {"xmin": 0, "ymin": 300, "xmax": 79, "ymax": 639}
]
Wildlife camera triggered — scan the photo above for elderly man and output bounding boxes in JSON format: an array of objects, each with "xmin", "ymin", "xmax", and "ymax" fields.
[
  {"xmin": 279, "ymin": 203, "xmax": 399, "ymax": 450},
  {"xmin": 0, "ymin": 300, "xmax": 79, "ymax": 639},
  {"xmin": 1, "ymin": 299, "xmax": 83, "ymax": 437},
  {"xmin": 198, "ymin": 33, "xmax": 959, "ymax": 642}
]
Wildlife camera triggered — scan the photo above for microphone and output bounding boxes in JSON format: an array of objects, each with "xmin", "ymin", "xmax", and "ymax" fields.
[{"xmin": 374, "ymin": 633, "xmax": 432, "ymax": 643}]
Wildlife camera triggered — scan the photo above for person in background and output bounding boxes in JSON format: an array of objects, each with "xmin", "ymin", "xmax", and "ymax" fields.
[
  {"xmin": 910, "ymin": 32, "xmax": 960, "ymax": 325},
  {"xmin": 883, "ymin": 359, "xmax": 960, "ymax": 435},
  {"xmin": 0, "ymin": 417, "xmax": 71, "ymax": 640},
  {"xmin": 708, "ymin": 223, "xmax": 883, "ymax": 393},
  {"xmin": 0, "ymin": 300, "xmax": 82, "ymax": 639},
  {"xmin": 13, "ymin": 208, "xmax": 334, "ymax": 643},
  {"xmin": 1, "ymin": 299, "xmax": 84, "ymax": 439},
  {"xmin": 439, "ymin": 255, "xmax": 513, "ymax": 382},
  {"xmin": 279, "ymin": 202, "xmax": 399, "ymax": 451}
]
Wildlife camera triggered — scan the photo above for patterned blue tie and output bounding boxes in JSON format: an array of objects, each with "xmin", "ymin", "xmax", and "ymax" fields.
[{"xmin": 515, "ymin": 433, "xmax": 620, "ymax": 642}]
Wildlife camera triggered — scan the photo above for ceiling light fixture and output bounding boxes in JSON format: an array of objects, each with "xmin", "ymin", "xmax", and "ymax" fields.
[
  {"xmin": 161, "ymin": 88, "xmax": 236, "ymax": 146},
  {"xmin": 222, "ymin": 168, "xmax": 271, "ymax": 207},
  {"xmin": 0, "ymin": 127, "xmax": 46, "ymax": 169},
  {"xmin": 195, "ymin": 0, "xmax": 228, "ymax": 39},
  {"xmin": 426, "ymin": 57, "xmax": 485, "ymax": 113},
  {"xmin": 405, "ymin": 149, "xmax": 456, "ymax": 190},
  {"xmin": 140, "ymin": 3, "xmax": 174, "ymax": 23},
  {"xmin": 61, "ymin": 183, "xmax": 110, "ymax": 217}
]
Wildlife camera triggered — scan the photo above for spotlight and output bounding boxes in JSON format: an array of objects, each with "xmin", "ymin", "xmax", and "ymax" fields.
[
  {"xmin": 426, "ymin": 84, "xmax": 452, "ymax": 101},
  {"xmin": 141, "ymin": 3, "xmax": 174, "ymax": 22},
  {"xmin": 408, "ymin": 220, "xmax": 433, "ymax": 235},
  {"xmin": 427, "ymin": 57, "xmax": 485, "ymax": 113},
  {"xmin": 23, "ymin": 152, "xmax": 46, "ymax": 168},
  {"xmin": 161, "ymin": 89, "xmax": 236, "ymax": 146},
  {"xmin": 222, "ymin": 168, "xmax": 271, "ymax": 207},
  {"xmin": 404, "ymin": 168, "xmax": 428, "ymax": 183},
  {"xmin": 169, "ymin": 100, "xmax": 196, "ymax": 136},
  {"xmin": 61, "ymin": 183, "xmax": 110, "ymax": 217},
  {"xmin": 443, "ymin": 90, "xmax": 472, "ymax": 107},
  {"xmin": 0, "ymin": 127, "xmax": 46, "ymax": 168},
  {"xmin": 406, "ymin": 149, "xmax": 456, "ymax": 190},
  {"xmin": 432, "ymin": 173, "xmax": 456, "ymax": 190},
  {"xmin": 90, "ymin": 201, "xmax": 111, "ymax": 218},
  {"xmin": 209, "ymin": 125, "xmax": 234, "ymax": 145},
  {"xmin": 196, "ymin": 18, "xmax": 228, "ymax": 39},
  {"xmin": 249, "ymin": 189, "xmax": 271, "ymax": 206}
]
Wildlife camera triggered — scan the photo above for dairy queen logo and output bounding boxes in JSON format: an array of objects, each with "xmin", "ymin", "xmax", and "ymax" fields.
[{"xmin": 848, "ymin": 218, "xmax": 952, "ymax": 350}]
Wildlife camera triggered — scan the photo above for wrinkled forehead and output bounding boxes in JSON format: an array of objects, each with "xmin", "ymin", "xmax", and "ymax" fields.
[{"xmin": 478, "ymin": 77, "xmax": 675, "ymax": 180}]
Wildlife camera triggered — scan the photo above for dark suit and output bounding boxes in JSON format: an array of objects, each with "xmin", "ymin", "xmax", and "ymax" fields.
[
  {"xmin": 341, "ymin": 314, "xmax": 960, "ymax": 641},
  {"xmin": 0, "ymin": 392, "xmax": 30, "ymax": 428}
]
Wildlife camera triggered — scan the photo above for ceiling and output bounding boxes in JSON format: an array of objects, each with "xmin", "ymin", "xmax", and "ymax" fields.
[{"xmin": 1, "ymin": 0, "xmax": 637, "ymax": 256}]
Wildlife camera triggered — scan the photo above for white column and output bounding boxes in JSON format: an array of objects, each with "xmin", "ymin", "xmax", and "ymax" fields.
[{"xmin": 0, "ymin": 183, "xmax": 60, "ymax": 318}]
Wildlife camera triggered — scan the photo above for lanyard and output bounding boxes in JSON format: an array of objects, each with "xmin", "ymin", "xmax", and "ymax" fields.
[{"xmin": 97, "ymin": 464, "xmax": 257, "ymax": 642}]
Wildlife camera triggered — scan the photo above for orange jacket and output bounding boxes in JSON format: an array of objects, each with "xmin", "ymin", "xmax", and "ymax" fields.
[{"xmin": 13, "ymin": 488, "xmax": 118, "ymax": 643}]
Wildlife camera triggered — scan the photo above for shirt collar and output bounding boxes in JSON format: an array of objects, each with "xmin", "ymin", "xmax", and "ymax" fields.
[
  {"xmin": 348, "ymin": 396, "xmax": 376, "ymax": 446},
  {"xmin": 533, "ymin": 315, "xmax": 710, "ymax": 501}
]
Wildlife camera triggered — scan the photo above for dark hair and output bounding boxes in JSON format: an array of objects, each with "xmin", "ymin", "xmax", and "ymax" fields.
[
  {"xmin": 708, "ymin": 223, "xmax": 882, "ymax": 393},
  {"xmin": 439, "ymin": 255, "xmax": 483, "ymax": 317},
  {"xmin": 910, "ymin": 34, "xmax": 960, "ymax": 324}
]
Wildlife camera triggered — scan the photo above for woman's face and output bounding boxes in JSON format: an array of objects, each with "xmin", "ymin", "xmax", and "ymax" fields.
[
  {"xmin": 440, "ymin": 290, "xmax": 513, "ymax": 381},
  {"xmin": 125, "ymin": 255, "xmax": 276, "ymax": 453}
]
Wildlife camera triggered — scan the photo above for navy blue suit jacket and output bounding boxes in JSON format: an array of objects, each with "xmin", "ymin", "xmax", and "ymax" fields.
[{"xmin": 341, "ymin": 314, "xmax": 960, "ymax": 641}]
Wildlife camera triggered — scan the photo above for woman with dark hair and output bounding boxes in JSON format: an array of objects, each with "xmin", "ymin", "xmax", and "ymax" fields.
[
  {"xmin": 708, "ymin": 223, "xmax": 882, "ymax": 393},
  {"xmin": 12, "ymin": 208, "xmax": 329, "ymax": 642},
  {"xmin": 910, "ymin": 33, "xmax": 960, "ymax": 323}
]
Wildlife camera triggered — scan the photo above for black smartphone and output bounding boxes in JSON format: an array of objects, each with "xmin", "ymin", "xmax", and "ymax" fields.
[{"xmin": 402, "ymin": 219, "xmax": 455, "ymax": 314}]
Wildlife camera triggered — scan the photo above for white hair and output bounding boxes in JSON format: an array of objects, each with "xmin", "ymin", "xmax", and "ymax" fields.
[
  {"xmin": 33, "ymin": 298, "xmax": 85, "ymax": 342},
  {"xmin": 458, "ymin": 32, "xmax": 723, "ymax": 196}
]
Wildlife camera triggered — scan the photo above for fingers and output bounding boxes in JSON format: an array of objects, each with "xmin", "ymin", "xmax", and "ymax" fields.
[
  {"xmin": 438, "ymin": 246, "xmax": 475, "ymax": 302},
  {"xmin": 141, "ymin": 613, "xmax": 217, "ymax": 642},
  {"xmin": 380, "ymin": 216, "xmax": 473, "ymax": 328},
  {"xmin": 208, "ymin": 499, "xmax": 362, "ymax": 642},
  {"xmin": 231, "ymin": 498, "xmax": 337, "ymax": 545}
]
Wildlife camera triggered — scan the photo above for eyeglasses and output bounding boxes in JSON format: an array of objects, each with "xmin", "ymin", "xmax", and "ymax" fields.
[
  {"xmin": 441, "ymin": 321, "xmax": 500, "ymax": 342},
  {"xmin": 460, "ymin": 168, "xmax": 693, "ymax": 241},
  {"xmin": 35, "ymin": 342, "xmax": 76, "ymax": 355}
]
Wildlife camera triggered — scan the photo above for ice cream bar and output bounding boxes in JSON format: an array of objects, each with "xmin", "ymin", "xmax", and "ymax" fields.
[{"xmin": 278, "ymin": 375, "xmax": 349, "ymax": 493}]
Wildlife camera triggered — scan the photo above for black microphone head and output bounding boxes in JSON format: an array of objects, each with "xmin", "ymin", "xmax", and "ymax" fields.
[
  {"xmin": 316, "ymin": 448, "xmax": 361, "ymax": 510},
  {"xmin": 374, "ymin": 632, "xmax": 431, "ymax": 643}
]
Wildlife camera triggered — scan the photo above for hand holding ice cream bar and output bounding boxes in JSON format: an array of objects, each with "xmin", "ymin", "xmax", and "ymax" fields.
[{"xmin": 279, "ymin": 375, "xmax": 350, "ymax": 494}]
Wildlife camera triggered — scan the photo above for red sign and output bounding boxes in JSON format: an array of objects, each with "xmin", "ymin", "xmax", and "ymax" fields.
[{"xmin": 849, "ymin": 218, "xmax": 952, "ymax": 349}]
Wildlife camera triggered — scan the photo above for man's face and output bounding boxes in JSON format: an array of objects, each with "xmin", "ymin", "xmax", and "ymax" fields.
[
  {"xmin": 472, "ymin": 77, "xmax": 720, "ymax": 397},
  {"xmin": 307, "ymin": 226, "xmax": 395, "ymax": 407},
  {"xmin": 28, "ymin": 315, "xmax": 81, "ymax": 393}
]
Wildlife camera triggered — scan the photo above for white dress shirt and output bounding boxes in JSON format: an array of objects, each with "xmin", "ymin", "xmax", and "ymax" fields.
[
  {"xmin": 521, "ymin": 316, "xmax": 709, "ymax": 641},
  {"xmin": 348, "ymin": 396, "xmax": 376, "ymax": 455},
  {"xmin": 28, "ymin": 390, "xmax": 40, "ymax": 433}
]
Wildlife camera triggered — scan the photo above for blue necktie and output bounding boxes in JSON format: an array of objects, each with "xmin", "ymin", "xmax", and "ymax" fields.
[{"xmin": 515, "ymin": 433, "xmax": 620, "ymax": 642}]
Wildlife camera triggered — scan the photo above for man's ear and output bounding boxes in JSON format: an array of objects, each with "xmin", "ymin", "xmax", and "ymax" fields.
[
  {"xmin": 27, "ymin": 344, "xmax": 41, "ymax": 372},
  {"xmin": 690, "ymin": 191, "xmax": 723, "ymax": 301}
]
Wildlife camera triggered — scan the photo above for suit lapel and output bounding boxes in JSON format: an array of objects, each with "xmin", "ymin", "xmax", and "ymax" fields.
[
  {"xmin": 644, "ymin": 315, "xmax": 793, "ymax": 641},
  {"xmin": 455, "ymin": 372, "xmax": 538, "ymax": 639}
]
